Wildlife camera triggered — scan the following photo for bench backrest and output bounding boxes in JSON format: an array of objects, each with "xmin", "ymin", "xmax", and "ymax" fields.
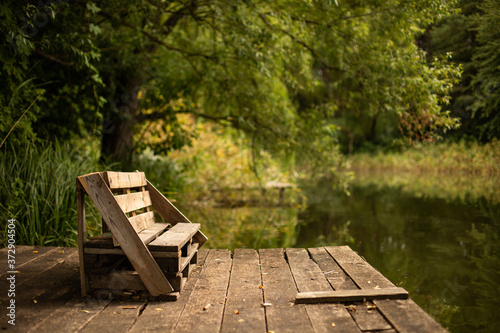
[{"xmin": 102, "ymin": 171, "xmax": 155, "ymax": 234}]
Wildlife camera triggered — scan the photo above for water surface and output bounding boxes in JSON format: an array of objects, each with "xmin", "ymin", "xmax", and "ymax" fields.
[{"xmin": 296, "ymin": 172, "xmax": 500, "ymax": 333}]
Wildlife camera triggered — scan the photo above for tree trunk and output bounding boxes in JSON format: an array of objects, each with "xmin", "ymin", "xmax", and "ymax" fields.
[{"xmin": 100, "ymin": 76, "xmax": 141, "ymax": 167}]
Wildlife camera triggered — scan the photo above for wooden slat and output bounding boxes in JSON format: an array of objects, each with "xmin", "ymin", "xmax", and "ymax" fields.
[
  {"xmin": 0, "ymin": 249, "xmax": 79, "ymax": 329},
  {"xmin": 303, "ymin": 304, "xmax": 363, "ymax": 333},
  {"xmin": 308, "ymin": 247, "xmax": 358, "ymax": 290},
  {"xmin": 259, "ymin": 248, "xmax": 314, "ymax": 333},
  {"xmin": 221, "ymin": 249, "xmax": 266, "ymax": 333},
  {"xmin": 128, "ymin": 249, "xmax": 210, "ymax": 332},
  {"xmin": 80, "ymin": 300, "xmax": 146, "ymax": 333},
  {"xmin": 82, "ymin": 173, "xmax": 173, "ymax": 295},
  {"xmin": 349, "ymin": 302, "xmax": 393, "ymax": 331},
  {"xmin": 374, "ymin": 299, "xmax": 448, "ymax": 333},
  {"xmin": 77, "ymin": 180, "xmax": 88, "ymax": 296},
  {"xmin": 103, "ymin": 171, "xmax": 146, "ymax": 189},
  {"xmin": 326, "ymin": 246, "xmax": 446, "ymax": 332},
  {"xmin": 137, "ymin": 222, "xmax": 169, "ymax": 244},
  {"xmin": 295, "ymin": 288, "xmax": 409, "ymax": 304},
  {"xmin": 114, "ymin": 191, "xmax": 152, "ymax": 214},
  {"xmin": 148, "ymin": 223, "xmax": 201, "ymax": 251},
  {"xmin": 173, "ymin": 249, "xmax": 232, "ymax": 333},
  {"xmin": 146, "ymin": 180, "xmax": 208, "ymax": 246},
  {"xmin": 31, "ymin": 297, "xmax": 112, "ymax": 333},
  {"xmin": 286, "ymin": 248, "xmax": 332, "ymax": 292}
]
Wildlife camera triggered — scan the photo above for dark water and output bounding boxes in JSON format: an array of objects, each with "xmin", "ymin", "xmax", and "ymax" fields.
[{"xmin": 295, "ymin": 178, "xmax": 500, "ymax": 333}]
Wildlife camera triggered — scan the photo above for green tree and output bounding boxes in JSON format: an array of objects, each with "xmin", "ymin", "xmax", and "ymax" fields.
[{"xmin": 1, "ymin": 0, "xmax": 462, "ymax": 166}]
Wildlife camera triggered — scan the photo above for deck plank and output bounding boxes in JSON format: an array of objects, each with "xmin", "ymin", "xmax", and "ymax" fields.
[
  {"xmin": 374, "ymin": 299, "xmax": 448, "ymax": 333},
  {"xmin": 322, "ymin": 246, "xmax": 397, "ymax": 332},
  {"xmin": 259, "ymin": 248, "xmax": 314, "ymax": 333},
  {"xmin": 308, "ymin": 247, "xmax": 358, "ymax": 291},
  {"xmin": 0, "ymin": 246, "xmax": 447, "ymax": 332},
  {"xmin": 80, "ymin": 300, "xmax": 146, "ymax": 333},
  {"xmin": 30, "ymin": 297, "xmax": 112, "ymax": 333},
  {"xmin": 0, "ymin": 249, "xmax": 80, "ymax": 331},
  {"xmin": 128, "ymin": 248, "xmax": 210, "ymax": 332},
  {"xmin": 173, "ymin": 249, "xmax": 232, "ymax": 333},
  {"xmin": 221, "ymin": 248, "xmax": 266, "ymax": 333},
  {"xmin": 286, "ymin": 248, "xmax": 332, "ymax": 292}
]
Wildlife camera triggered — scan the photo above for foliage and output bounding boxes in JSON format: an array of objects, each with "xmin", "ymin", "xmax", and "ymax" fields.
[
  {"xmin": 348, "ymin": 139, "xmax": 500, "ymax": 176},
  {"xmin": 0, "ymin": 140, "xmax": 106, "ymax": 247},
  {"xmin": 425, "ymin": 0, "xmax": 500, "ymax": 141},
  {"xmin": 1, "ymin": 0, "xmax": 462, "ymax": 167}
]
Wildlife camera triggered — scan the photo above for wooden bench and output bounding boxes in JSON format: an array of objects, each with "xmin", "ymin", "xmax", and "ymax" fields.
[{"xmin": 76, "ymin": 171, "xmax": 207, "ymax": 300}]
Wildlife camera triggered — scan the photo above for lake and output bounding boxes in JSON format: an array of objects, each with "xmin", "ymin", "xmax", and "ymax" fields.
[{"xmin": 182, "ymin": 171, "xmax": 500, "ymax": 332}]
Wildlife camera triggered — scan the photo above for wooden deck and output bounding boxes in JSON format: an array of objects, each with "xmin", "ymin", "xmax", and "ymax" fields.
[{"xmin": 0, "ymin": 246, "xmax": 446, "ymax": 332}]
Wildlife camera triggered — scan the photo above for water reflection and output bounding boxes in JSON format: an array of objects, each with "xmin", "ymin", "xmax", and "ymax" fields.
[{"xmin": 296, "ymin": 172, "xmax": 500, "ymax": 333}]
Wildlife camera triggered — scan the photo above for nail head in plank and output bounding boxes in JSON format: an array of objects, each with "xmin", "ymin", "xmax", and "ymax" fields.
[
  {"xmin": 82, "ymin": 173, "xmax": 173, "ymax": 295},
  {"xmin": 295, "ymin": 287, "xmax": 409, "ymax": 304}
]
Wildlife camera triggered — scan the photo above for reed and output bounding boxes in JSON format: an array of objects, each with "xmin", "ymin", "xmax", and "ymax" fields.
[{"xmin": 0, "ymin": 140, "xmax": 105, "ymax": 247}]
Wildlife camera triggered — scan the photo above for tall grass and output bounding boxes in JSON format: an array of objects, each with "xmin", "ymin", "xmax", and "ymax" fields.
[
  {"xmin": 0, "ymin": 140, "xmax": 106, "ymax": 247},
  {"xmin": 348, "ymin": 140, "xmax": 500, "ymax": 175}
]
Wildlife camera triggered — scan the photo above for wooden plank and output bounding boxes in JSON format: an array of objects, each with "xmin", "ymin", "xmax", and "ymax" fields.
[
  {"xmin": 77, "ymin": 180, "xmax": 88, "ymax": 296},
  {"xmin": 128, "ymin": 249, "xmax": 210, "ymax": 332},
  {"xmin": 0, "ymin": 249, "xmax": 79, "ymax": 330},
  {"xmin": 221, "ymin": 249, "xmax": 266, "ymax": 333},
  {"xmin": 259, "ymin": 248, "xmax": 314, "ymax": 333},
  {"xmin": 325, "ymin": 246, "xmax": 395, "ymax": 289},
  {"xmin": 326, "ymin": 246, "xmax": 445, "ymax": 332},
  {"xmin": 146, "ymin": 180, "xmax": 208, "ymax": 246},
  {"xmin": 128, "ymin": 211, "xmax": 156, "ymax": 232},
  {"xmin": 0, "ymin": 248, "xmax": 75, "ymax": 299},
  {"xmin": 348, "ymin": 302, "xmax": 393, "ymax": 331},
  {"xmin": 80, "ymin": 300, "xmax": 146, "ymax": 333},
  {"xmin": 148, "ymin": 223, "xmax": 201, "ymax": 251},
  {"xmin": 173, "ymin": 249, "xmax": 232, "ymax": 333},
  {"xmin": 30, "ymin": 297, "xmax": 112, "ymax": 333},
  {"xmin": 295, "ymin": 288, "xmax": 409, "ymax": 304},
  {"xmin": 0, "ymin": 246, "xmax": 59, "ymax": 279},
  {"xmin": 286, "ymin": 248, "xmax": 332, "ymax": 292},
  {"xmin": 114, "ymin": 191, "xmax": 152, "ymax": 214},
  {"xmin": 302, "ymin": 304, "xmax": 362, "ymax": 333},
  {"xmin": 82, "ymin": 173, "xmax": 173, "ymax": 295},
  {"xmin": 308, "ymin": 247, "xmax": 358, "ymax": 291},
  {"xmin": 103, "ymin": 171, "xmax": 146, "ymax": 189},
  {"xmin": 137, "ymin": 222, "xmax": 169, "ymax": 244},
  {"xmin": 374, "ymin": 299, "xmax": 447, "ymax": 332}
]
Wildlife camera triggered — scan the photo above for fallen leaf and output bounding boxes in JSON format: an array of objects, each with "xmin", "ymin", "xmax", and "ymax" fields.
[
  {"xmin": 331, "ymin": 322, "xmax": 336, "ymax": 327},
  {"xmin": 238, "ymin": 319, "xmax": 245, "ymax": 323},
  {"xmin": 259, "ymin": 285, "xmax": 263, "ymax": 289},
  {"xmin": 61, "ymin": 250, "xmax": 65, "ymax": 254},
  {"xmin": 81, "ymin": 310, "xmax": 90, "ymax": 313},
  {"xmin": 367, "ymin": 304, "xmax": 377, "ymax": 310},
  {"xmin": 234, "ymin": 310, "xmax": 240, "ymax": 314},
  {"xmin": 122, "ymin": 306, "xmax": 137, "ymax": 309},
  {"xmin": 154, "ymin": 308, "xmax": 164, "ymax": 311},
  {"xmin": 33, "ymin": 251, "xmax": 38, "ymax": 254},
  {"xmin": 33, "ymin": 300, "xmax": 37, "ymax": 304}
]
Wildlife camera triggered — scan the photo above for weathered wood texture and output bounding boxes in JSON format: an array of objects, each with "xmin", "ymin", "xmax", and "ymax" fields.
[{"xmin": 1, "ymin": 246, "xmax": 447, "ymax": 332}]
